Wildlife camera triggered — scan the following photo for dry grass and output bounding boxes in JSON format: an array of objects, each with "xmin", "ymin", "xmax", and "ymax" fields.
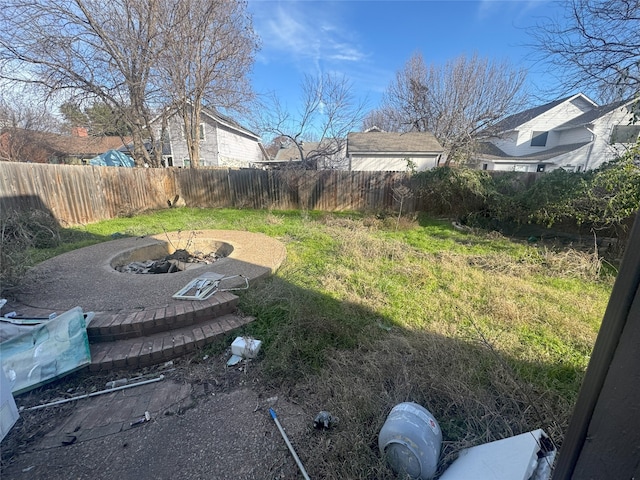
[
  {"xmin": 239, "ymin": 214, "xmax": 612, "ymax": 479},
  {"xmin": 8, "ymin": 209, "xmax": 612, "ymax": 479}
]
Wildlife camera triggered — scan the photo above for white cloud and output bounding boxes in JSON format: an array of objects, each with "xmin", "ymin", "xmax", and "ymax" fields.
[{"xmin": 250, "ymin": 0, "xmax": 367, "ymax": 71}]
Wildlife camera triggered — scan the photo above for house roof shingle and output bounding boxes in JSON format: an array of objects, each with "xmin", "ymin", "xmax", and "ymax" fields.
[
  {"xmin": 273, "ymin": 142, "xmax": 320, "ymax": 161},
  {"xmin": 554, "ymin": 99, "xmax": 631, "ymax": 130},
  {"xmin": 347, "ymin": 131, "xmax": 443, "ymax": 154},
  {"xmin": 490, "ymin": 93, "xmax": 598, "ymax": 133}
]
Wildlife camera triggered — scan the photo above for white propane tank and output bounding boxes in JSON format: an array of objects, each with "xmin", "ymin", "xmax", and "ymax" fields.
[{"xmin": 378, "ymin": 402, "xmax": 442, "ymax": 479}]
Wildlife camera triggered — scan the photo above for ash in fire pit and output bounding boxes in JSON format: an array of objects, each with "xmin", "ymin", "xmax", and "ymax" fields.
[{"xmin": 115, "ymin": 249, "xmax": 222, "ymax": 274}]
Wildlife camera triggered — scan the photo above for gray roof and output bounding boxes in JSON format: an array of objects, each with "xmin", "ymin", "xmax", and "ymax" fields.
[
  {"xmin": 476, "ymin": 141, "xmax": 591, "ymax": 162},
  {"xmin": 274, "ymin": 142, "xmax": 320, "ymax": 161},
  {"xmin": 555, "ymin": 99, "xmax": 631, "ymax": 130},
  {"xmin": 490, "ymin": 93, "xmax": 597, "ymax": 133},
  {"xmin": 201, "ymin": 106, "xmax": 260, "ymax": 140},
  {"xmin": 347, "ymin": 131, "xmax": 443, "ymax": 154}
]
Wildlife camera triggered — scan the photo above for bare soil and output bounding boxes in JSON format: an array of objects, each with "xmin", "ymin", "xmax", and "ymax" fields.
[{"xmin": 1, "ymin": 348, "xmax": 312, "ymax": 480}]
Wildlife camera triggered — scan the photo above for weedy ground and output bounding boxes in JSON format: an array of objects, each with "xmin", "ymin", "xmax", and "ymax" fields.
[{"xmin": 2, "ymin": 208, "xmax": 614, "ymax": 478}]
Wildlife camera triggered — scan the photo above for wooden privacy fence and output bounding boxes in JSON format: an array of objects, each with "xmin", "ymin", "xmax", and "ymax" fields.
[{"xmin": 0, "ymin": 163, "xmax": 416, "ymax": 226}]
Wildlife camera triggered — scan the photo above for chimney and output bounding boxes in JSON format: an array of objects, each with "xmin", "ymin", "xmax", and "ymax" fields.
[{"xmin": 71, "ymin": 127, "xmax": 89, "ymax": 137}]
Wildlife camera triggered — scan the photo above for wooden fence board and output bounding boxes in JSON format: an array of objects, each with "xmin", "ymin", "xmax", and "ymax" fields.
[{"xmin": 1, "ymin": 162, "xmax": 546, "ymax": 227}]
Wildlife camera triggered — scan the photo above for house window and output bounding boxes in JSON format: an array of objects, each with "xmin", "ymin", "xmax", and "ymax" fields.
[
  {"xmin": 183, "ymin": 158, "xmax": 190, "ymax": 168},
  {"xmin": 180, "ymin": 123, "xmax": 206, "ymax": 141},
  {"xmin": 482, "ymin": 163, "xmax": 488, "ymax": 170},
  {"xmin": 530, "ymin": 131, "xmax": 548, "ymax": 147},
  {"xmin": 610, "ymin": 125, "xmax": 640, "ymax": 144},
  {"xmin": 536, "ymin": 164, "xmax": 546, "ymax": 172}
]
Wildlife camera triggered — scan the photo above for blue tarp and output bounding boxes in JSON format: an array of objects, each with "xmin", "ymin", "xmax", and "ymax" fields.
[{"xmin": 90, "ymin": 149, "xmax": 135, "ymax": 167}]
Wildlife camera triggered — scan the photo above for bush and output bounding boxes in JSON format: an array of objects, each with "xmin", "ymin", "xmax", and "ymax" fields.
[
  {"xmin": 412, "ymin": 167, "xmax": 496, "ymax": 219},
  {"xmin": 410, "ymin": 159, "xmax": 639, "ymax": 255},
  {"xmin": 0, "ymin": 209, "xmax": 61, "ymax": 292}
]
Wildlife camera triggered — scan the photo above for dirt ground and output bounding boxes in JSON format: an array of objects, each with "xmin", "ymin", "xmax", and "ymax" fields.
[{"xmin": 0, "ymin": 348, "xmax": 314, "ymax": 480}]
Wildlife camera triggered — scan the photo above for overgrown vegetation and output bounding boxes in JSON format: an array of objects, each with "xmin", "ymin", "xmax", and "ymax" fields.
[
  {"xmin": 412, "ymin": 153, "xmax": 640, "ymax": 256},
  {"xmin": 1, "ymin": 208, "xmax": 614, "ymax": 478},
  {"xmin": 0, "ymin": 210, "xmax": 61, "ymax": 290}
]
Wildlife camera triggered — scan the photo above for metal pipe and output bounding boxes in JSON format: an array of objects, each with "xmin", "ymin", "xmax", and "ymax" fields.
[
  {"xmin": 24, "ymin": 374, "xmax": 165, "ymax": 411},
  {"xmin": 269, "ymin": 408, "xmax": 311, "ymax": 480}
]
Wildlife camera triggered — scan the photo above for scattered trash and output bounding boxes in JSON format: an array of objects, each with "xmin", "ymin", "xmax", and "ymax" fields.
[
  {"xmin": 270, "ymin": 408, "xmax": 311, "ymax": 480},
  {"xmin": 173, "ymin": 273, "xmax": 249, "ymax": 300},
  {"xmin": 438, "ymin": 429, "xmax": 555, "ymax": 480},
  {"xmin": 105, "ymin": 378, "xmax": 129, "ymax": 389},
  {"xmin": 231, "ymin": 336, "xmax": 262, "ymax": 359},
  {"xmin": 130, "ymin": 411, "xmax": 151, "ymax": 426},
  {"xmin": 24, "ymin": 375, "xmax": 165, "ymax": 411},
  {"xmin": 376, "ymin": 321, "xmax": 392, "ymax": 332},
  {"xmin": 0, "ymin": 367, "xmax": 19, "ymax": 441},
  {"xmin": 314, "ymin": 411, "xmax": 338, "ymax": 430},
  {"xmin": 379, "ymin": 402, "xmax": 442, "ymax": 480},
  {"xmin": 226, "ymin": 354, "xmax": 243, "ymax": 366},
  {"xmin": 1, "ymin": 307, "xmax": 94, "ymax": 394},
  {"xmin": 452, "ymin": 221, "xmax": 472, "ymax": 232}
]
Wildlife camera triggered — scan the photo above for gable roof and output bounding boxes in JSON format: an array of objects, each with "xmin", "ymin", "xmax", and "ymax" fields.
[
  {"xmin": 490, "ymin": 93, "xmax": 598, "ymax": 133},
  {"xmin": 274, "ymin": 142, "xmax": 320, "ymax": 161},
  {"xmin": 200, "ymin": 106, "xmax": 260, "ymax": 141},
  {"xmin": 347, "ymin": 131, "xmax": 443, "ymax": 154},
  {"xmin": 554, "ymin": 99, "xmax": 634, "ymax": 130},
  {"xmin": 150, "ymin": 103, "xmax": 260, "ymax": 141}
]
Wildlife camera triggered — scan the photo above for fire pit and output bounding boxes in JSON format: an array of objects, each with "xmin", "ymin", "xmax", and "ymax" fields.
[
  {"xmin": 112, "ymin": 241, "xmax": 233, "ymax": 274},
  {"xmin": 13, "ymin": 230, "xmax": 285, "ymax": 313}
]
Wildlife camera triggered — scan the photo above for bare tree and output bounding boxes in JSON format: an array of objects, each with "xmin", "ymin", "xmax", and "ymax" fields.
[
  {"xmin": 531, "ymin": 0, "xmax": 640, "ymax": 102},
  {"xmin": 0, "ymin": 0, "xmax": 166, "ymax": 166},
  {"xmin": 374, "ymin": 52, "xmax": 528, "ymax": 165},
  {"xmin": 0, "ymin": 87, "xmax": 61, "ymax": 162},
  {"xmin": 157, "ymin": 0, "xmax": 258, "ymax": 168},
  {"xmin": 255, "ymin": 73, "xmax": 366, "ymax": 169},
  {"xmin": 362, "ymin": 105, "xmax": 405, "ymax": 133}
]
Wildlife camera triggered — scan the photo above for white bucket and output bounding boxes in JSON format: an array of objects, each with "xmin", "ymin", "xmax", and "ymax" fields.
[{"xmin": 378, "ymin": 402, "xmax": 442, "ymax": 479}]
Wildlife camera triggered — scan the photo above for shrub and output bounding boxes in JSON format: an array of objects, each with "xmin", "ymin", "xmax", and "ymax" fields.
[
  {"xmin": 0, "ymin": 209, "xmax": 61, "ymax": 292},
  {"xmin": 412, "ymin": 167, "xmax": 496, "ymax": 219}
]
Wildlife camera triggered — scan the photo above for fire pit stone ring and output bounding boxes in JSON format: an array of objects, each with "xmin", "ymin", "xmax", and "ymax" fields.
[{"xmin": 14, "ymin": 230, "xmax": 287, "ymax": 313}]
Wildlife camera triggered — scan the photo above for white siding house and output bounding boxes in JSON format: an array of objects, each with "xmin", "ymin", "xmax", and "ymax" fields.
[
  {"xmin": 475, "ymin": 94, "xmax": 639, "ymax": 172},
  {"xmin": 153, "ymin": 107, "xmax": 265, "ymax": 168},
  {"xmin": 347, "ymin": 130, "xmax": 444, "ymax": 171}
]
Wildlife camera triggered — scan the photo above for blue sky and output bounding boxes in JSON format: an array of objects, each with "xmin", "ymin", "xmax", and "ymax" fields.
[{"xmin": 248, "ymin": 0, "xmax": 571, "ymax": 115}]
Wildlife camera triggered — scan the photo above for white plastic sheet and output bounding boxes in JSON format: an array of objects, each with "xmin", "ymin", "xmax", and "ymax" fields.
[{"xmin": 0, "ymin": 307, "xmax": 92, "ymax": 395}]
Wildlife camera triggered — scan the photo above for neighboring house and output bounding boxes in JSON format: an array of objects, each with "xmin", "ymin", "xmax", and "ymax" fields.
[
  {"xmin": 151, "ymin": 107, "xmax": 266, "ymax": 168},
  {"xmin": 254, "ymin": 140, "xmax": 346, "ymax": 170},
  {"xmin": 346, "ymin": 129, "xmax": 444, "ymax": 172},
  {"xmin": 475, "ymin": 93, "xmax": 640, "ymax": 172},
  {"xmin": 0, "ymin": 126, "xmax": 128, "ymax": 164}
]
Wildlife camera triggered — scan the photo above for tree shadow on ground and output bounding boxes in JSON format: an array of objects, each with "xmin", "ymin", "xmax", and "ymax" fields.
[{"xmin": 236, "ymin": 274, "xmax": 580, "ymax": 479}]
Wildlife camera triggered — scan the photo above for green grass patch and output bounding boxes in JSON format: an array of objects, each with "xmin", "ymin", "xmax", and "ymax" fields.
[{"xmin": 7, "ymin": 207, "xmax": 615, "ymax": 479}]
